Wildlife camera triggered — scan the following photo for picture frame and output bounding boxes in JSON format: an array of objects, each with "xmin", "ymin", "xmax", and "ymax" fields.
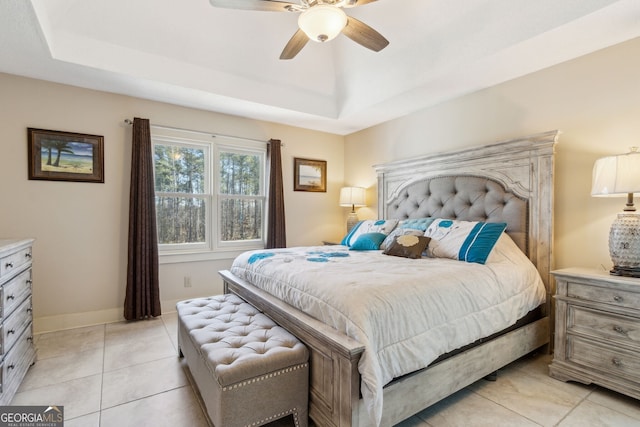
[
  {"xmin": 293, "ymin": 157, "xmax": 326, "ymax": 192},
  {"xmin": 28, "ymin": 128, "xmax": 104, "ymax": 183}
]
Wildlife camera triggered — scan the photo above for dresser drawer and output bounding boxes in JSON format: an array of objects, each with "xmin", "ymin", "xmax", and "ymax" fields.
[
  {"xmin": 568, "ymin": 305, "xmax": 640, "ymax": 348},
  {"xmin": 567, "ymin": 281, "xmax": 640, "ymax": 310},
  {"xmin": 1, "ymin": 268, "xmax": 32, "ymax": 319},
  {"xmin": 0, "ymin": 325, "xmax": 35, "ymax": 404},
  {"xmin": 2, "ymin": 297, "xmax": 33, "ymax": 355},
  {"xmin": 0, "ymin": 247, "xmax": 32, "ymax": 280},
  {"xmin": 567, "ymin": 335, "xmax": 640, "ymax": 382}
]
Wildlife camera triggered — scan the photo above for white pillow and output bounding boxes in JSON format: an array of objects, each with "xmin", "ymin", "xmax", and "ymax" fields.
[{"xmin": 424, "ymin": 219, "xmax": 507, "ymax": 264}]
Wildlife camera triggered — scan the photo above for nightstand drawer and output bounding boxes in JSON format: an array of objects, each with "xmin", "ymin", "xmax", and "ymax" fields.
[
  {"xmin": 567, "ymin": 281, "xmax": 640, "ymax": 310},
  {"xmin": 568, "ymin": 305, "xmax": 640, "ymax": 347},
  {"xmin": 568, "ymin": 335, "xmax": 640, "ymax": 382}
]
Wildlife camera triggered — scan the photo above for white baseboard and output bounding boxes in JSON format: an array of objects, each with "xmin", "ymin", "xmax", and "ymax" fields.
[{"xmin": 33, "ymin": 299, "xmax": 182, "ymax": 334}]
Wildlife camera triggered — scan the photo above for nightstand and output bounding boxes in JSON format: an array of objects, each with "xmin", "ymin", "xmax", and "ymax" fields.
[{"xmin": 549, "ymin": 268, "xmax": 640, "ymax": 400}]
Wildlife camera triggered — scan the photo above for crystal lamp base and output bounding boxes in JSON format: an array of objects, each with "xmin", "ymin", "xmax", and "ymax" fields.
[
  {"xmin": 609, "ymin": 212, "xmax": 640, "ymax": 277},
  {"xmin": 346, "ymin": 212, "xmax": 359, "ymax": 234}
]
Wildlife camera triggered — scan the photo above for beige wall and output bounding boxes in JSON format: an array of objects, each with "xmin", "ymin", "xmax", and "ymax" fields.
[
  {"xmin": 0, "ymin": 73, "xmax": 345, "ymax": 332},
  {"xmin": 3, "ymin": 36, "xmax": 639, "ymax": 333},
  {"xmin": 345, "ymin": 37, "xmax": 640, "ymax": 273}
]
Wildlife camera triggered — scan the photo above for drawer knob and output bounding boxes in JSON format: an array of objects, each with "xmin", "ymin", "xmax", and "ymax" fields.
[
  {"xmin": 25, "ymin": 253, "xmax": 32, "ymax": 259},
  {"xmin": 7, "ymin": 364, "xmax": 14, "ymax": 370},
  {"xmin": 5, "ymin": 262, "xmax": 13, "ymax": 269},
  {"xmin": 612, "ymin": 357, "xmax": 622, "ymax": 367},
  {"xmin": 26, "ymin": 279, "xmax": 33, "ymax": 285},
  {"xmin": 613, "ymin": 295, "xmax": 623, "ymax": 302},
  {"xmin": 27, "ymin": 307, "xmax": 33, "ymax": 313},
  {"xmin": 6, "ymin": 295, "xmax": 14, "ymax": 301},
  {"xmin": 7, "ymin": 329, "xmax": 15, "ymax": 335},
  {"xmin": 27, "ymin": 336, "xmax": 34, "ymax": 342},
  {"xmin": 613, "ymin": 325, "xmax": 627, "ymax": 335}
]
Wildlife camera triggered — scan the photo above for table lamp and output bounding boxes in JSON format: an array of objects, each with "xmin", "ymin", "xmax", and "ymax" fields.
[
  {"xmin": 339, "ymin": 187, "xmax": 366, "ymax": 233},
  {"xmin": 591, "ymin": 147, "xmax": 640, "ymax": 277}
]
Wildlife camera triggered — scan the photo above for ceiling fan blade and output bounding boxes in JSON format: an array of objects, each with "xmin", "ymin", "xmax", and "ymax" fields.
[
  {"xmin": 342, "ymin": 16, "xmax": 389, "ymax": 52},
  {"xmin": 341, "ymin": 0, "xmax": 378, "ymax": 8},
  {"xmin": 209, "ymin": 0, "xmax": 296, "ymax": 12},
  {"xmin": 280, "ymin": 29, "xmax": 310, "ymax": 60}
]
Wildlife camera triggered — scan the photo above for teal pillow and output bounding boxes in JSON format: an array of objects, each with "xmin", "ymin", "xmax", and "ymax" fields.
[
  {"xmin": 349, "ymin": 233, "xmax": 387, "ymax": 251},
  {"xmin": 399, "ymin": 218, "xmax": 435, "ymax": 231},
  {"xmin": 340, "ymin": 221, "xmax": 363, "ymax": 245},
  {"xmin": 340, "ymin": 219, "xmax": 399, "ymax": 247},
  {"xmin": 459, "ymin": 222, "xmax": 507, "ymax": 264}
]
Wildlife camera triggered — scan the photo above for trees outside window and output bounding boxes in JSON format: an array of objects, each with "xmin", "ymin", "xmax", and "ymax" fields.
[{"xmin": 152, "ymin": 130, "xmax": 265, "ymax": 256}]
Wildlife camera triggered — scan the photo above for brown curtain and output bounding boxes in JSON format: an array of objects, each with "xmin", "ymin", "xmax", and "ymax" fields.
[
  {"xmin": 265, "ymin": 139, "xmax": 286, "ymax": 248},
  {"xmin": 124, "ymin": 117, "xmax": 161, "ymax": 320}
]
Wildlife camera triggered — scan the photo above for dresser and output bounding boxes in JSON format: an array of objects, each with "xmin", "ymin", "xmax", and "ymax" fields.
[
  {"xmin": 550, "ymin": 268, "xmax": 640, "ymax": 400},
  {"xmin": 0, "ymin": 239, "xmax": 36, "ymax": 405}
]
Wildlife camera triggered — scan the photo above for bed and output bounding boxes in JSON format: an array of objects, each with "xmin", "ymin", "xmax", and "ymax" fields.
[{"xmin": 219, "ymin": 130, "xmax": 558, "ymax": 427}]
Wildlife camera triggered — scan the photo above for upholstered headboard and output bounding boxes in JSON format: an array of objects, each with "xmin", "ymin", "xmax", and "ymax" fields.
[
  {"xmin": 373, "ymin": 130, "xmax": 558, "ymax": 311},
  {"xmin": 386, "ymin": 175, "xmax": 529, "ymax": 253}
]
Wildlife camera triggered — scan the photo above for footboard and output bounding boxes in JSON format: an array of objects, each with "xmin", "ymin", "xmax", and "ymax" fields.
[{"xmin": 220, "ymin": 270, "xmax": 365, "ymax": 427}]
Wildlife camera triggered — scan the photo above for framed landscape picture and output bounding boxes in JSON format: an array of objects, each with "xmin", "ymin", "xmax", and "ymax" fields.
[
  {"xmin": 28, "ymin": 128, "xmax": 104, "ymax": 183},
  {"xmin": 294, "ymin": 157, "xmax": 326, "ymax": 192}
]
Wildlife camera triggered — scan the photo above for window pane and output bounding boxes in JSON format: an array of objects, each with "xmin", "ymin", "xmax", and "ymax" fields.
[
  {"xmin": 220, "ymin": 198, "xmax": 262, "ymax": 241},
  {"xmin": 156, "ymin": 196, "xmax": 206, "ymax": 244},
  {"xmin": 154, "ymin": 145, "xmax": 205, "ymax": 194},
  {"xmin": 219, "ymin": 152, "xmax": 260, "ymax": 196}
]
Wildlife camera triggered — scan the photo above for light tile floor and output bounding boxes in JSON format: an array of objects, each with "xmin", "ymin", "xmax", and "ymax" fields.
[{"xmin": 12, "ymin": 313, "xmax": 640, "ymax": 427}]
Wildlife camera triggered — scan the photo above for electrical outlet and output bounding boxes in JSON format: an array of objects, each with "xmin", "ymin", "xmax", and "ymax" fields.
[{"xmin": 184, "ymin": 276, "xmax": 192, "ymax": 288}]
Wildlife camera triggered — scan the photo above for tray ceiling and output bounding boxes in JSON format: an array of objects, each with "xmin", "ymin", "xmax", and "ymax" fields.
[{"xmin": 1, "ymin": 0, "xmax": 639, "ymax": 134}]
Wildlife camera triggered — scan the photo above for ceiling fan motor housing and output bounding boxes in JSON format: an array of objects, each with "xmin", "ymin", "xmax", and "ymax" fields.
[{"xmin": 298, "ymin": 4, "xmax": 348, "ymax": 43}]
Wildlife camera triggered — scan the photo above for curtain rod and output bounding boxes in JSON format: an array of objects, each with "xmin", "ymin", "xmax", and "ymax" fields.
[{"xmin": 123, "ymin": 119, "xmax": 274, "ymax": 145}]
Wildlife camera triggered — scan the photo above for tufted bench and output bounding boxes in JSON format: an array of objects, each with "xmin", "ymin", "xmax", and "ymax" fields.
[{"xmin": 176, "ymin": 294, "xmax": 309, "ymax": 427}]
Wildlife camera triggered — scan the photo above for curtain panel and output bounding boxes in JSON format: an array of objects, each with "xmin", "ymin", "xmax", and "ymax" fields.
[
  {"xmin": 124, "ymin": 117, "xmax": 161, "ymax": 320},
  {"xmin": 266, "ymin": 139, "xmax": 286, "ymax": 249}
]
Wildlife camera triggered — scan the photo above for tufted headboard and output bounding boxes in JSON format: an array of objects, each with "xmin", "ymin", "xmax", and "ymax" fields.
[
  {"xmin": 373, "ymin": 131, "xmax": 559, "ymax": 311},
  {"xmin": 386, "ymin": 175, "xmax": 529, "ymax": 254}
]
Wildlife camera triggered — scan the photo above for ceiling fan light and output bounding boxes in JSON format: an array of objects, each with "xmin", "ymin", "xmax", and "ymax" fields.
[{"xmin": 298, "ymin": 5, "xmax": 347, "ymax": 43}]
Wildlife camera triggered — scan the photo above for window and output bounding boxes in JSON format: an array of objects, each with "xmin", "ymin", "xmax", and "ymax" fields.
[{"xmin": 152, "ymin": 128, "xmax": 266, "ymax": 260}]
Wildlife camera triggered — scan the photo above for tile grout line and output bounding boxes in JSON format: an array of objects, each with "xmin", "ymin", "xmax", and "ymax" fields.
[
  {"xmin": 465, "ymin": 385, "xmax": 545, "ymax": 426},
  {"xmin": 552, "ymin": 387, "xmax": 595, "ymax": 426}
]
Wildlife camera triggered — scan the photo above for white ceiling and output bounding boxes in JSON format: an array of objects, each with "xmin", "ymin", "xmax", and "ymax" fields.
[{"xmin": 1, "ymin": 0, "xmax": 640, "ymax": 135}]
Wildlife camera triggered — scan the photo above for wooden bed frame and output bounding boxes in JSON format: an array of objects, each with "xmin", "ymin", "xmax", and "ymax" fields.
[{"xmin": 220, "ymin": 130, "xmax": 559, "ymax": 426}]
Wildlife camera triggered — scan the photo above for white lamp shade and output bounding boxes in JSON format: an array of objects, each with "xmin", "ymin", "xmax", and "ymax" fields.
[
  {"xmin": 298, "ymin": 5, "xmax": 347, "ymax": 43},
  {"xmin": 591, "ymin": 150, "xmax": 640, "ymax": 196},
  {"xmin": 339, "ymin": 187, "xmax": 366, "ymax": 207}
]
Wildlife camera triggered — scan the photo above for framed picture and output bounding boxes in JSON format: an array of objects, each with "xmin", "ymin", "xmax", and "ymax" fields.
[
  {"xmin": 28, "ymin": 128, "xmax": 104, "ymax": 183},
  {"xmin": 294, "ymin": 157, "xmax": 326, "ymax": 192}
]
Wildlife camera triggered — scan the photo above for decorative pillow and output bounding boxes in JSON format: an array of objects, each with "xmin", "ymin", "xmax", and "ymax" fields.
[
  {"xmin": 380, "ymin": 228, "xmax": 425, "ymax": 252},
  {"xmin": 340, "ymin": 219, "xmax": 399, "ymax": 247},
  {"xmin": 383, "ymin": 235, "xmax": 431, "ymax": 259},
  {"xmin": 398, "ymin": 217, "xmax": 435, "ymax": 231},
  {"xmin": 424, "ymin": 219, "xmax": 507, "ymax": 264},
  {"xmin": 349, "ymin": 233, "xmax": 387, "ymax": 251}
]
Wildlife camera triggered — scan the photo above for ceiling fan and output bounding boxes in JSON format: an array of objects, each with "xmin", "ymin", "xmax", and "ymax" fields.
[{"xmin": 209, "ymin": 0, "xmax": 389, "ymax": 60}]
